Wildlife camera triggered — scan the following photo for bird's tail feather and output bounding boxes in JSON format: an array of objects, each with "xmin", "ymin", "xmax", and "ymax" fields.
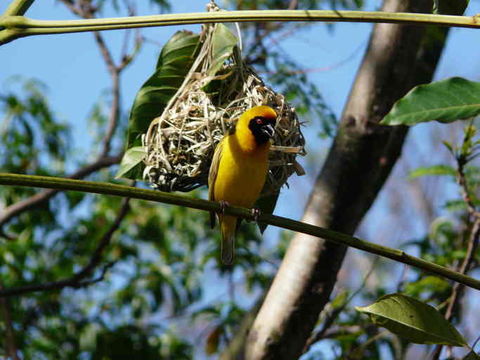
[{"xmin": 220, "ymin": 216, "xmax": 236, "ymax": 265}]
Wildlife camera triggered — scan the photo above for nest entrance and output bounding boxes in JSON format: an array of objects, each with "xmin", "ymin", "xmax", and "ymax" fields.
[{"xmin": 143, "ymin": 22, "xmax": 305, "ymax": 194}]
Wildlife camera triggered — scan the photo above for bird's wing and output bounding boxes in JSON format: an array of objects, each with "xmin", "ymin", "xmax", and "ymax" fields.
[{"xmin": 208, "ymin": 138, "xmax": 224, "ymax": 228}]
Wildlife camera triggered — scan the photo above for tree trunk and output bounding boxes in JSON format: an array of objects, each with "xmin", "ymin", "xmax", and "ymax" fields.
[{"xmin": 245, "ymin": 0, "xmax": 467, "ymax": 359}]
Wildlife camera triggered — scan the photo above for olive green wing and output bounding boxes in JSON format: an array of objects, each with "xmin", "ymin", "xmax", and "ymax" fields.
[{"xmin": 208, "ymin": 139, "xmax": 224, "ymax": 228}]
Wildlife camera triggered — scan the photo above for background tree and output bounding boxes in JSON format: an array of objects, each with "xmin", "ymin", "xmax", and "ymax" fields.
[{"xmin": 1, "ymin": 0, "xmax": 480, "ymax": 359}]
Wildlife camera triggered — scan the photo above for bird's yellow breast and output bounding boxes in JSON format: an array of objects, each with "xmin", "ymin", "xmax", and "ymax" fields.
[{"xmin": 213, "ymin": 134, "xmax": 269, "ymax": 208}]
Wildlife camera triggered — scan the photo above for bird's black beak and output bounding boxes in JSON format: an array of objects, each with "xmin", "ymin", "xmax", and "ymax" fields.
[{"xmin": 261, "ymin": 123, "xmax": 275, "ymax": 138}]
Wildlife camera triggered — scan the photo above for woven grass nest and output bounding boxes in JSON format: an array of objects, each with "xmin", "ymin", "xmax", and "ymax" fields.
[{"xmin": 142, "ymin": 22, "xmax": 306, "ymax": 195}]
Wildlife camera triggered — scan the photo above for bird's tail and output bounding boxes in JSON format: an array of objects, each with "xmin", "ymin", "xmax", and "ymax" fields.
[{"xmin": 220, "ymin": 216, "xmax": 237, "ymax": 265}]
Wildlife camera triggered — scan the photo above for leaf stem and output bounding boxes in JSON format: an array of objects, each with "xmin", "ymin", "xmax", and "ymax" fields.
[
  {"xmin": 1, "ymin": 10, "xmax": 480, "ymax": 45},
  {"xmin": 1, "ymin": 172, "xmax": 480, "ymax": 291}
]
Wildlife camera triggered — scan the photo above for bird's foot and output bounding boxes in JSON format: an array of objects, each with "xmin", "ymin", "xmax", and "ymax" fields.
[
  {"xmin": 250, "ymin": 207, "xmax": 261, "ymax": 222},
  {"xmin": 219, "ymin": 200, "xmax": 230, "ymax": 215}
]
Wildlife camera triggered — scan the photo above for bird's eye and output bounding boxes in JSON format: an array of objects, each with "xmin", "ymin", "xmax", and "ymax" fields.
[{"xmin": 256, "ymin": 118, "xmax": 263, "ymax": 124}]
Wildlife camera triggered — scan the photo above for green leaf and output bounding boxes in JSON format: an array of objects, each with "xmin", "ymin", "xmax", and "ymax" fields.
[
  {"xmin": 444, "ymin": 199, "xmax": 467, "ymax": 212},
  {"xmin": 126, "ymin": 31, "xmax": 200, "ymax": 149},
  {"xmin": 115, "ymin": 146, "xmax": 147, "ymax": 179},
  {"xmin": 207, "ymin": 24, "xmax": 237, "ymax": 76},
  {"xmin": 408, "ymin": 165, "xmax": 456, "ymax": 179},
  {"xmin": 381, "ymin": 77, "xmax": 480, "ymax": 126},
  {"xmin": 356, "ymin": 293, "xmax": 467, "ymax": 346},
  {"xmin": 404, "ymin": 276, "xmax": 450, "ymax": 298}
]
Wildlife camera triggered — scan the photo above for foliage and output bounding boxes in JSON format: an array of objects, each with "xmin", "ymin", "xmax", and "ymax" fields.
[
  {"xmin": 3, "ymin": 0, "xmax": 480, "ymax": 359},
  {"xmin": 356, "ymin": 293, "xmax": 466, "ymax": 347},
  {"xmin": 125, "ymin": 30, "xmax": 200, "ymax": 150},
  {"xmin": 381, "ymin": 77, "xmax": 480, "ymax": 126},
  {"xmin": 0, "ymin": 77, "xmax": 69, "ymax": 175}
]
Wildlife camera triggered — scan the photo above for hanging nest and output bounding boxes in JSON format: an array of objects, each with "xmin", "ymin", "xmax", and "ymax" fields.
[{"xmin": 142, "ymin": 20, "xmax": 306, "ymax": 195}]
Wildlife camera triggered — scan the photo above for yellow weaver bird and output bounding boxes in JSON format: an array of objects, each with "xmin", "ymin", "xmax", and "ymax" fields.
[{"xmin": 208, "ymin": 106, "xmax": 277, "ymax": 265}]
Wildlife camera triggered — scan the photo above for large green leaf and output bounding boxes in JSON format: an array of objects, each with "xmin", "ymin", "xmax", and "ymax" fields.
[
  {"xmin": 115, "ymin": 146, "xmax": 147, "ymax": 179},
  {"xmin": 126, "ymin": 30, "xmax": 200, "ymax": 149},
  {"xmin": 207, "ymin": 24, "xmax": 237, "ymax": 76},
  {"xmin": 356, "ymin": 293, "xmax": 467, "ymax": 346},
  {"xmin": 381, "ymin": 77, "xmax": 480, "ymax": 126}
]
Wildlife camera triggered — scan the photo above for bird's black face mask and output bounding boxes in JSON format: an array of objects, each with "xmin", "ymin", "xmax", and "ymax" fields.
[{"xmin": 249, "ymin": 116, "xmax": 277, "ymax": 144}]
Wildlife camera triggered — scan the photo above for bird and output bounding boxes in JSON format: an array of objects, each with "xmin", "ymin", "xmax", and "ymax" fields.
[{"xmin": 208, "ymin": 105, "xmax": 277, "ymax": 265}]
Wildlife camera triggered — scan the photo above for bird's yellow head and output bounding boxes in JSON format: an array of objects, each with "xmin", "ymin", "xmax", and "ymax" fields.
[{"xmin": 237, "ymin": 106, "xmax": 277, "ymax": 146}]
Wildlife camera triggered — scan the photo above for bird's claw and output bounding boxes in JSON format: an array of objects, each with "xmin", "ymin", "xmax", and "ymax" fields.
[
  {"xmin": 251, "ymin": 207, "xmax": 261, "ymax": 222},
  {"xmin": 219, "ymin": 200, "xmax": 230, "ymax": 215}
]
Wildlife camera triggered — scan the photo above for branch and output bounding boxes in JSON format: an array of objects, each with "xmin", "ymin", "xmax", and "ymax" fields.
[
  {"xmin": 445, "ymin": 154, "xmax": 480, "ymax": 320},
  {"xmin": 0, "ymin": 197, "xmax": 130, "ymax": 297},
  {"xmin": 0, "ymin": 153, "xmax": 122, "ymax": 228},
  {"xmin": 302, "ymin": 260, "xmax": 378, "ymax": 354},
  {"xmin": 431, "ymin": 150, "xmax": 480, "ymax": 360},
  {"xmin": 1, "ymin": 10, "xmax": 480, "ymax": 45},
  {"xmin": 0, "ymin": 284, "xmax": 20, "ymax": 359},
  {"xmin": 2, "ymin": 0, "xmax": 34, "ymax": 16},
  {"xmin": 446, "ymin": 220, "xmax": 480, "ymax": 318},
  {"xmin": 1, "ymin": 172, "xmax": 480, "ymax": 292},
  {"xmin": 57, "ymin": 0, "xmax": 122, "ymax": 156}
]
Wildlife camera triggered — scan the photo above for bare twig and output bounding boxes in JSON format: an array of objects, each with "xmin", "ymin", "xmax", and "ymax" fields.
[
  {"xmin": 445, "ymin": 219, "xmax": 480, "ymax": 321},
  {"xmin": 432, "ymin": 150, "xmax": 480, "ymax": 360},
  {"xmin": 93, "ymin": 32, "xmax": 117, "ymax": 74},
  {"xmin": 0, "ymin": 198, "xmax": 130, "ymax": 297},
  {"xmin": 302, "ymin": 259, "xmax": 378, "ymax": 353},
  {"xmin": 101, "ymin": 70, "xmax": 121, "ymax": 156},
  {"xmin": 0, "ymin": 153, "xmax": 122, "ymax": 229},
  {"xmin": 0, "ymin": 284, "xmax": 20, "ymax": 359},
  {"xmin": 287, "ymin": 0, "xmax": 298, "ymax": 10},
  {"xmin": 58, "ymin": 0, "xmax": 122, "ymax": 156}
]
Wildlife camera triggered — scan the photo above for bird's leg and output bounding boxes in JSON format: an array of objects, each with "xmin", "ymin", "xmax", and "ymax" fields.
[
  {"xmin": 250, "ymin": 207, "xmax": 261, "ymax": 222},
  {"xmin": 219, "ymin": 200, "xmax": 230, "ymax": 215}
]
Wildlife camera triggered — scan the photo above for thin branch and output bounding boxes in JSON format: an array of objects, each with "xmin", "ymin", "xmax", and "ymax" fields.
[
  {"xmin": 431, "ymin": 151, "xmax": 480, "ymax": 360},
  {"xmin": 0, "ymin": 198, "xmax": 130, "ymax": 297},
  {"xmin": 302, "ymin": 259, "xmax": 379, "ymax": 353},
  {"xmin": 1, "ymin": 173, "xmax": 480, "ymax": 291},
  {"xmin": 445, "ymin": 220, "xmax": 480, "ymax": 320},
  {"xmin": 58, "ymin": 0, "xmax": 133, "ymax": 157},
  {"xmin": 457, "ymin": 157, "xmax": 480, "ymax": 218},
  {"xmin": 311, "ymin": 324, "xmax": 373, "ymax": 339},
  {"xmin": 1, "ymin": 10, "xmax": 480, "ymax": 45},
  {"xmin": 0, "ymin": 284, "xmax": 20, "ymax": 359},
  {"xmin": 2, "ymin": 0, "xmax": 34, "ymax": 16},
  {"xmin": 0, "ymin": 153, "xmax": 122, "ymax": 228},
  {"xmin": 101, "ymin": 71, "xmax": 121, "ymax": 156}
]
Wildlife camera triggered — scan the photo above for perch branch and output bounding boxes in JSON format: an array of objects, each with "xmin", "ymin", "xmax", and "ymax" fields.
[
  {"xmin": 1, "ymin": 10, "xmax": 480, "ymax": 45},
  {"xmin": 1, "ymin": 172, "xmax": 480, "ymax": 291}
]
